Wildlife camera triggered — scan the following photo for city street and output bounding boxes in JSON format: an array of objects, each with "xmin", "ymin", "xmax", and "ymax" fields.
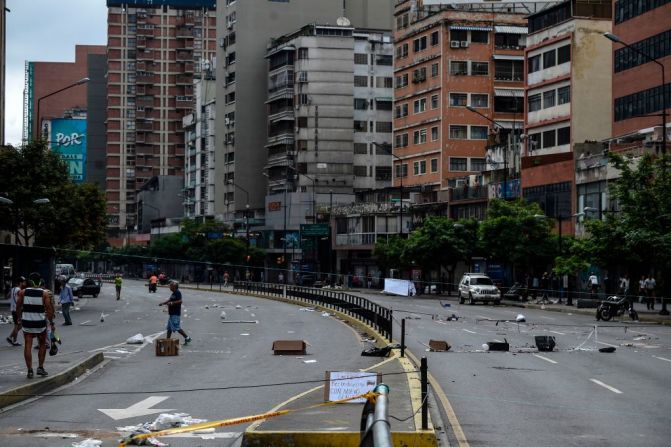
[
  {"xmin": 0, "ymin": 280, "xmax": 384, "ymax": 447},
  {"xmin": 359, "ymin": 292, "xmax": 671, "ymax": 447}
]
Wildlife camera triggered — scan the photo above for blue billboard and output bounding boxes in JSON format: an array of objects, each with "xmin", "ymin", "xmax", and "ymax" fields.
[{"xmin": 50, "ymin": 119, "xmax": 87, "ymax": 183}]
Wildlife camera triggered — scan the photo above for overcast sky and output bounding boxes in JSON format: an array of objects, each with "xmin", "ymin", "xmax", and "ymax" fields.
[{"xmin": 4, "ymin": 0, "xmax": 107, "ymax": 145}]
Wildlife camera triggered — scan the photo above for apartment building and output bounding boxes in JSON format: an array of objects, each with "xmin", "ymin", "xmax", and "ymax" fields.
[
  {"xmin": 183, "ymin": 78, "xmax": 216, "ymax": 218},
  {"xmin": 216, "ymin": 0, "xmax": 393, "ymax": 228},
  {"xmin": 263, "ymin": 24, "xmax": 393, "ymax": 273},
  {"xmin": 106, "ymin": 0, "xmax": 216, "ymax": 245},
  {"xmin": 610, "ymin": 0, "xmax": 670, "ymax": 144},
  {"xmin": 393, "ymin": 1, "xmax": 529, "ymax": 221},
  {"xmin": 521, "ymin": 0, "xmax": 612, "ymax": 236}
]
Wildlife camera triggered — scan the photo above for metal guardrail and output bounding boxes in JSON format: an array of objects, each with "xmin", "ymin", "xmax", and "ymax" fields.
[
  {"xmin": 231, "ymin": 281, "xmax": 393, "ymax": 341},
  {"xmin": 360, "ymin": 384, "xmax": 392, "ymax": 447}
]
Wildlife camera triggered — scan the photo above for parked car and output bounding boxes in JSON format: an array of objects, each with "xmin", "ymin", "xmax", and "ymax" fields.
[
  {"xmin": 458, "ymin": 273, "xmax": 501, "ymax": 305},
  {"xmin": 67, "ymin": 277, "xmax": 101, "ymax": 298},
  {"xmin": 56, "ymin": 264, "xmax": 76, "ymax": 281}
]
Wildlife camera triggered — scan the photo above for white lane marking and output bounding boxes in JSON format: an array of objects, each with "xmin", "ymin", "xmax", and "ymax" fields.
[
  {"xmin": 653, "ymin": 356, "xmax": 671, "ymax": 363},
  {"xmin": 597, "ymin": 341, "xmax": 619, "ymax": 348},
  {"xmin": 476, "ymin": 315, "xmax": 491, "ymax": 320},
  {"xmin": 549, "ymin": 330, "xmax": 566, "ymax": 335},
  {"xmin": 99, "ymin": 396, "xmax": 175, "ymax": 420},
  {"xmin": 533, "ymin": 354, "xmax": 558, "ymax": 364},
  {"xmin": 589, "ymin": 378, "xmax": 622, "ymax": 394},
  {"xmin": 462, "ymin": 329, "xmax": 477, "ymax": 334}
]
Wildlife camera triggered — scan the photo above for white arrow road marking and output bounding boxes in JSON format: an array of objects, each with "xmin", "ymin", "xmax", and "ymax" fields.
[
  {"xmin": 589, "ymin": 379, "xmax": 622, "ymax": 394},
  {"xmin": 99, "ymin": 396, "xmax": 175, "ymax": 420},
  {"xmin": 462, "ymin": 329, "xmax": 477, "ymax": 334},
  {"xmin": 653, "ymin": 356, "xmax": 671, "ymax": 363},
  {"xmin": 533, "ymin": 354, "xmax": 558, "ymax": 364}
]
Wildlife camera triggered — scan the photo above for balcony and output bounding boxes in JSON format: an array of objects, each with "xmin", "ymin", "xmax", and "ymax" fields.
[
  {"xmin": 335, "ymin": 233, "xmax": 394, "ymax": 247},
  {"xmin": 176, "ymin": 50, "xmax": 193, "ymax": 61},
  {"xmin": 176, "ymin": 28, "xmax": 193, "ymax": 39},
  {"xmin": 136, "ymin": 97, "xmax": 155, "ymax": 108},
  {"xmin": 137, "ymin": 50, "xmax": 154, "ymax": 62},
  {"xmin": 176, "ymin": 96, "xmax": 194, "ymax": 109},
  {"xmin": 176, "ymin": 74, "xmax": 193, "ymax": 85},
  {"xmin": 136, "ymin": 121, "xmax": 154, "ymax": 132},
  {"xmin": 136, "ymin": 73, "xmax": 158, "ymax": 84},
  {"xmin": 137, "ymin": 27, "xmax": 156, "ymax": 37},
  {"xmin": 449, "ymin": 185, "xmax": 489, "ymax": 202}
]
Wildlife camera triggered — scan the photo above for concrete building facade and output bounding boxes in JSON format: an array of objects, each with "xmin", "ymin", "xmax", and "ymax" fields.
[
  {"xmin": 393, "ymin": 1, "xmax": 529, "ymax": 221},
  {"xmin": 521, "ymin": 0, "xmax": 613, "ymax": 236},
  {"xmin": 215, "ymin": 0, "xmax": 393, "ymax": 228},
  {"xmin": 105, "ymin": 0, "xmax": 216, "ymax": 245},
  {"xmin": 610, "ymin": 0, "xmax": 670, "ymax": 144}
]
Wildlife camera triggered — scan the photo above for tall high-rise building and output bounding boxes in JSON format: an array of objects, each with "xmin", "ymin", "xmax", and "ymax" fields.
[
  {"xmin": 105, "ymin": 0, "xmax": 216, "ymax": 244},
  {"xmin": 215, "ymin": 0, "xmax": 393, "ymax": 227},
  {"xmin": 610, "ymin": 0, "xmax": 670, "ymax": 144}
]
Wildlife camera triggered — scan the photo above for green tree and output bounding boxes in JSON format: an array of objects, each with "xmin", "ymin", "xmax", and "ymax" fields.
[
  {"xmin": 479, "ymin": 199, "xmax": 554, "ymax": 278},
  {"xmin": 0, "ymin": 141, "xmax": 107, "ymax": 248},
  {"xmin": 373, "ymin": 235, "xmax": 410, "ymax": 275}
]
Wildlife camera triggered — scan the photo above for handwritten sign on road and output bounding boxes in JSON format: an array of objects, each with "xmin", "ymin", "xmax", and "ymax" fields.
[{"xmin": 325, "ymin": 371, "xmax": 380, "ymax": 403}]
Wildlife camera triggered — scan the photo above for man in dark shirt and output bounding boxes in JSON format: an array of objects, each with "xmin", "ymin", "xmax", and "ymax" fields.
[{"xmin": 159, "ymin": 281, "xmax": 191, "ymax": 345}]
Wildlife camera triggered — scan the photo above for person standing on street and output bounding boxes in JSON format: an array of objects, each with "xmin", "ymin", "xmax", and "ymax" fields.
[
  {"xmin": 159, "ymin": 281, "xmax": 191, "ymax": 345},
  {"xmin": 588, "ymin": 272, "xmax": 599, "ymax": 298},
  {"xmin": 58, "ymin": 279, "xmax": 74, "ymax": 326},
  {"xmin": 645, "ymin": 275, "xmax": 656, "ymax": 310},
  {"xmin": 224, "ymin": 271, "xmax": 230, "ymax": 287},
  {"xmin": 6, "ymin": 276, "xmax": 27, "ymax": 346},
  {"xmin": 639, "ymin": 275, "xmax": 646, "ymax": 304},
  {"xmin": 115, "ymin": 273, "xmax": 123, "ymax": 300},
  {"xmin": 16, "ymin": 273, "xmax": 54, "ymax": 378}
]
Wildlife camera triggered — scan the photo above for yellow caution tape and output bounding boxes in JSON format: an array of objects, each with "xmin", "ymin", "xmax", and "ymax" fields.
[{"xmin": 118, "ymin": 391, "xmax": 380, "ymax": 446}]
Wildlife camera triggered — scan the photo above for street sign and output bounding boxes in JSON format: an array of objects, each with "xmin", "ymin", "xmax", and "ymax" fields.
[
  {"xmin": 99, "ymin": 396, "xmax": 175, "ymax": 420},
  {"xmin": 300, "ymin": 223, "xmax": 329, "ymax": 237}
]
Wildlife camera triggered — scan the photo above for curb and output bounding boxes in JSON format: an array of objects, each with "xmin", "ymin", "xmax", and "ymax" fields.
[{"xmin": 0, "ymin": 352, "xmax": 105, "ymax": 409}]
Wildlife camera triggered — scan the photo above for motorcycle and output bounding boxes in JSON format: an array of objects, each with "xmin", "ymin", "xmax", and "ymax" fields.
[
  {"xmin": 148, "ymin": 282, "xmax": 157, "ymax": 293},
  {"xmin": 596, "ymin": 295, "xmax": 638, "ymax": 321}
]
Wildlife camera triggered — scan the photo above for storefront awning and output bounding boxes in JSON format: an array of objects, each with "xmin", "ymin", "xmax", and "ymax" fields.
[
  {"xmin": 494, "ymin": 26, "xmax": 528, "ymax": 35},
  {"xmin": 449, "ymin": 25, "xmax": 493, "ymax": 32},
  {"xmin": 494, "ymin": 88, "xmax": 524, "ymax": 98}
]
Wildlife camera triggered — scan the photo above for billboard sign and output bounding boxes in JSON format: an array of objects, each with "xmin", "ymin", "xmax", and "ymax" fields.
[{"xmin": 50, "ymin": 118, "xmax": 87, "ymax": 183}]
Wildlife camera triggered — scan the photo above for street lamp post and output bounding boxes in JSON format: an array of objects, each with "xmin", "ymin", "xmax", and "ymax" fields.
[
  {"xmin": 604, "ymin": 33, "xmax": 666, "ymax": 156},
  {"xmin": 372, "ymin": 142, "xmax": 405, "ymax": 236},
  {"xmin": 35, "ymin": 77, "xmax": 90, "ymax": 141}
]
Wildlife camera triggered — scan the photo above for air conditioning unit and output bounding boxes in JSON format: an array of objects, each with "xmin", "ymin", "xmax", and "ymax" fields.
[
  {"xmin": 224, "ymin": 117, "xmax": 230, "ymax": 125},
  {"xmin": 461, "ymin": 41, "xmax": 469, "ymax": 48},
  {"xmin": 450, "ymin": 41, "xmax": 460, "ymax": 48}
]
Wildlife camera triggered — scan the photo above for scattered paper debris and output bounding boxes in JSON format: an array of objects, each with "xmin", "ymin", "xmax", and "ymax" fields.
[
  {"xmin": 299, "ymin": 307, "xmax": 315, "ymax": 312},
  {"xmin": 321, "ymin": 312, "xmax": 331, "ymax": 317},
  {"xmin": 516, "ymin": 314, "xmax": 526, "ymax": 323},
  {"xmin": 126, "ymin": 334, "xmax": 144, "ymax": 344},
  {"xmin": 303, "ymin": 359, "xmax": 318, "ymax": 364},
  {"xmin": 150, "ymin": 413, "xmax": 207, "ymax": 431},
  {"xmin": 240, "ymin": 333, "xmax": 250, "ymax": 336},
  {"xmin": 72, "ymin": 439, "xmax": 102, "ymax": 447},
  {"xmin": 220, "ymin": 311, "xmax": 227, "ymax": 319}
]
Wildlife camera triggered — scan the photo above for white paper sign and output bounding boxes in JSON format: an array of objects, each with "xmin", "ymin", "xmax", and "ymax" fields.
[
  {"xmin": 384, "ymin": 278, "xmax": 415, "ymax": 296},
  {"xmin": 326, "ymin": 371, "xmax": 379, "ymax": 403}
]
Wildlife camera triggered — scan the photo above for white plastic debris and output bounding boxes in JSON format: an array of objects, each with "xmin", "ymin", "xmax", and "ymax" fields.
[
  {"xmin": 482, "ymin": 343, "xmax": 490, "ymax": 351},
  {"xmin": 299, "ymin": 307, "xmax": 315, "ymax": 312},
  {"xmin": 149, "ymin": 413, "xmax": 207, "ymax": 431},
  {"xmin": 100, "ymin": 312, "xmax": 105, "ymax": 322},
  {"xmin": 72, "ymin": 439, "xmax": 102, "ymax": 447},
  {"xmin": 516, "ymin": 314, "xmax": 526, "ymax": 323},
  {"xmin": 126, "ymin": 333, "xmax": 144, "ymax": 344},
  {"xmin": 235, "ymin": 305, "xmax": 242, "ymax": 309},
  {"xmin": 303, "ymin": 359, "xmax": 318, "ymax": 364},
  {"xmin": 220, "ymin": 311, "xmax": 227, "ymax": 319},
  {"xmin": 321, "ymin": 312, "xmax": 331, "ymax": 317}
]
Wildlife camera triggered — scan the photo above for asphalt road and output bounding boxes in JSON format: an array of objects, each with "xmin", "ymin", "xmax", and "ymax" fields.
[
  {"xmin": 0, "ymin": 280, "xmax": 383, "ymax": 447},
  {"xmin": 358, "ymin": 292, "xmax": 671, "ymax": 447}
]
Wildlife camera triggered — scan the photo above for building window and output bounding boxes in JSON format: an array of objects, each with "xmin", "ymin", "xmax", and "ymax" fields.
[
  {"xmin": 412, "ymin": 67, "xmax": 427, "ymax": 83},
  {"xmin": 528, "ymin": 55, "xmax": 541, "ymax": 73},
  {"xmin": 557, "ymin": 86, "xmax": 570, "ymax": 105},
  {"xmin": 396, "ymin": 43, "xmax": 409, "ymax": 59},
  {"xmin": 413, "ymin": 129, "xmax": 427, "ymax": 144},
  {"xmin": 375, "ymin": 76, "xmax": 393, "ymax": 88},
  {"xmin": 557, "ymin": 44, "xmax": 571, "ymax": 64},
  {"xmin": 395, "ymin": 103, "xmax": 408, "ymax": 118},
  {"xmin": 297, "ymin": 93, "xmax": 309, "ymax": 105},
  {"xmin": 471, "ymin": 94, "xmax": 488, "ymax": 108},
  {"xmin": 543, "ymin": 50, "xmax": 556, "ymax": 69},
  {"xmin": 354, "ymin": 76, "xmax": 368, "ymax": 87},
  {"xmin": 495, "ymin": 60, "xmax": 524, "ymax": 81},
  {"xmin": 449, "ymin": 125, "xmax": 467, "ymax": 139},
  {"xmin": 297, "ymin": 47, "xmax": 308, "ymax": 59},
  {"xmin": 354, "ymin": 120, "xmax": 367, "ymax": 132},
  {"xmin": 522, "ymin": 181, "xmax": 571, "ymax": 219},
  {"xmin": 354, "ymin": 143, "xmax": 368, "ymax": 154},
  {"xmin": 413, "ymin": 160, "xmax": 427, "ymax": 175},
  {"xmin": 377, "ymin": 55, "xmax": 393, "ymax": 66},
  {"xmin": 471, "ymin": 30, "xmax": 489, "ymax": 44},
  {"xmin": 431, "ymin": 30, "xmax": 439, "ymax": 46},
  {"xmin": 495, "ymin": 32, "xmax": 524, "ymax": 49},
  {"xmin": 494, "ymin": 95, "xmax": 524, "ymax": 113},
  {"xmin": 614, "ymin": 29, "xmax": 671, "ymax": 72},
  {"xmin": 450, "ymin": 157, "xmax": 467, "ymax": 171},
  {"xmin": 430, "ymin": 158, "xmax": 438, "ymax": 172},
  {"xmin": 528, "ymin": 93, "xmax": 542, "ymax": 112},
  {"xmin": 543, "ymin": 90, "xmax": 556, "ymax": 108},
  {"xmin": 414, "ymin": 35, "xmax": 428, "ymax": 52},
  {"xmin": 354, "ymin": 98, "xmax": 368, "ymax": 110},
  {"xmin": 471, "ymin": 158, "xmax": 486, "ymax": 172},
  {"xmin": 431, "ymin": 62, "xmax": 439, "ymax": 77},
  {"xmin": 614, "ymin": 82, "xmax": 671, "ymax": 121},
  {"xmin": 354, "ymin": 165, "xmax": 369, "ymax": 177},
  {"xmin": 557, "ymin": 126, "xmax": 571, "ymax": 145},
  {"xmin": 376, "ymin": 99, "xmax": 393, "ymax": 110},
  {"xmin": 354, "ymin": 53, "xmax": 368, "ymax": 64},
  {"xmin": 396, "ymin": 12, "xmax": 409, "ymax": 29},
  {"xmin": 470, "ymin": 126, "xmax": 488, "ymax": 140},
  {"xmin": 431, "ymin": 94, "xmax": 439, "ymax": 109},
  {"xmin": 395, "ymin": 133, "xmax": 409, "ymax": 148},
  {"xmin": 471, "ymin": 61, "xmax": 489, "ymax": 76},
  {"xmin": 396, "ymin": 163, "xmax": 408, "ymax": 178},
  {"xmin": 615, "ymin": 0, "xmax": 671, "ymax": 24},
  {"xmin": 542, "ymin": 129, "xmax": 556, "ymax": 148},
  {"xmin": 450, "ymin": 29, "xmax": 467, "ymax": 42},
  {"xmin": 431, "ymin": 126, "xmax": 439, "ymax": 141},
  {"xmin": 450, "ymin": 93, "xmax": 467, "ymax": 107},
  {"xmin": 395, "ymin": 74, "xmax": 408, "ymax": 88},
  {"xmin": 376, "ymin": 121, "xmax": 393, "ymax": 133},
  {"xmin": 413, "ymin": 98, "xmax": 427, "ymax": 114},
  {"xmin": 450, "ymin": 60, "xmax": 468, "ymax": 76}
]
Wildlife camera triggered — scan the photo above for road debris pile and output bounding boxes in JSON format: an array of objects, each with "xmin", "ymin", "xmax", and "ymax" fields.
[{"xmin": 117, "ymin": 412, "xmax": 208, "ymax": 446}]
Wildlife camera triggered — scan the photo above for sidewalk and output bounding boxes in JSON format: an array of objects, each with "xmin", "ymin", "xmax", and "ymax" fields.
[{"xmin": 244, "ymin": 352, "xmax": 436, "ymax": 447}]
